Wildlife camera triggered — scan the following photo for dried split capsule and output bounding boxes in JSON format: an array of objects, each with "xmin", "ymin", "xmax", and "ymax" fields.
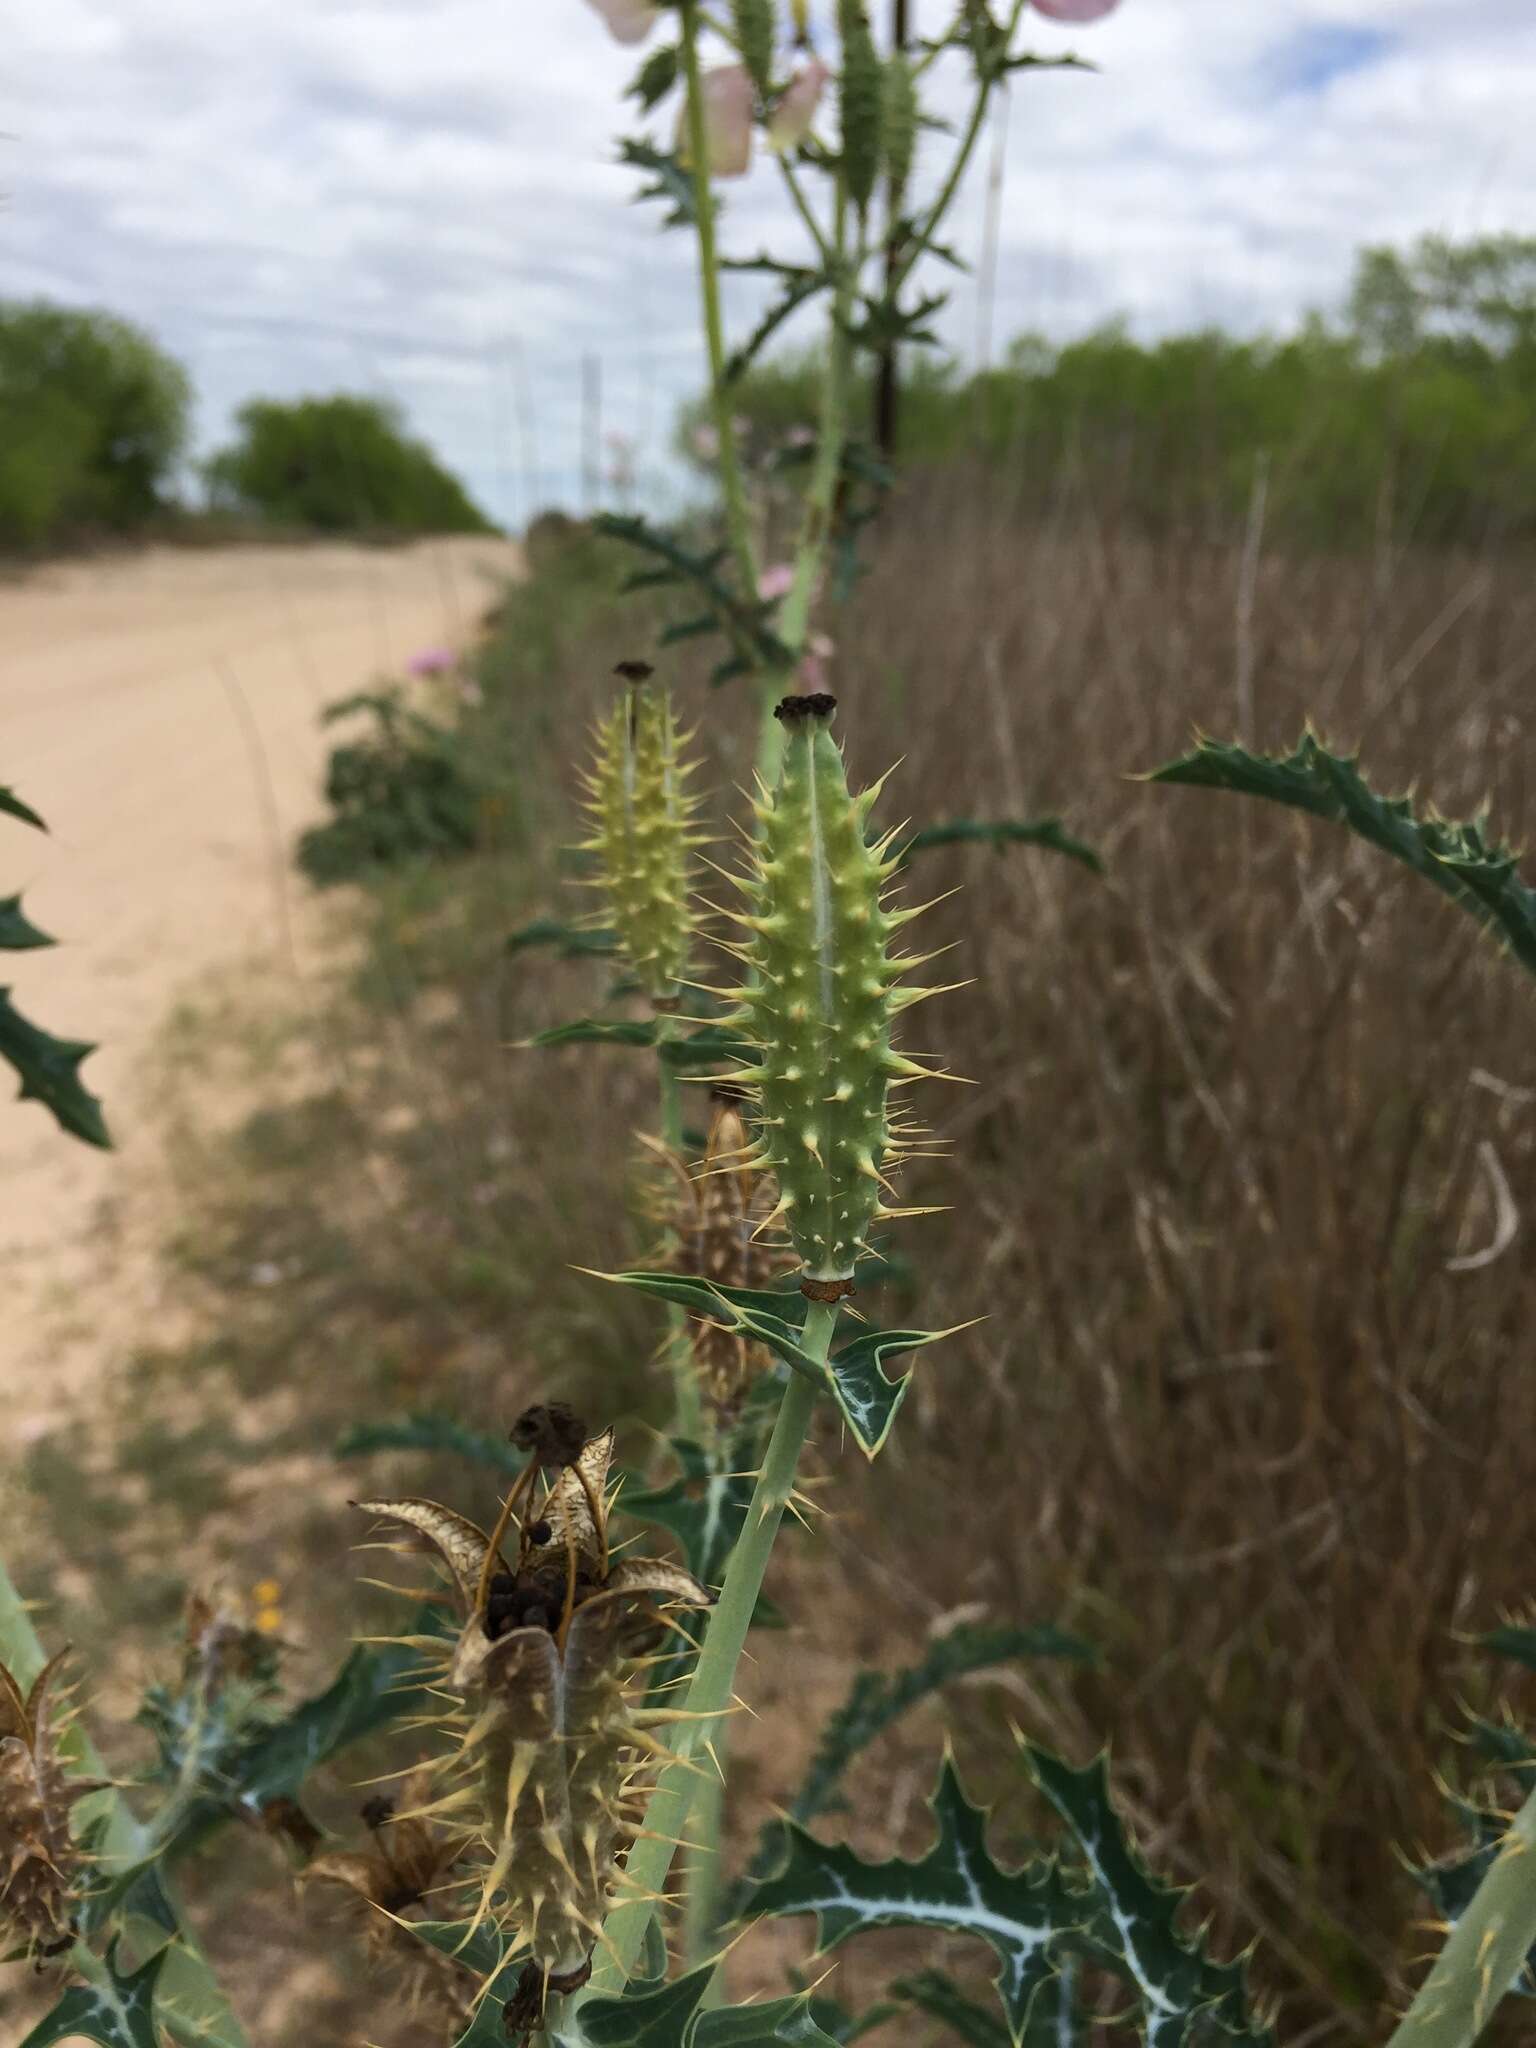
[
  {"xmin": 581, "ymin": 672, "xmax": 702, "ymax": 1008},
  {"xmin": 304, "ymin": 1773, "xmax": 472, "ymax": 2030},
  {"xmin": 726, "ymin": 694, "xmax": 941, "ymax": 1297},
  {"xmin": 647, "ymin": 1094, "xmax": 793, "ymax": 1420},
  {"xmin": 837, "ymin": 0, "xmax": 884, "ymax": 215},
  {"xmin": 355, "ymin": 1430, "xmax": 710, "ymax": 2007},
  {"xmin": 0, "ymin": 1651, "xmax": 100, "ymax": 1962}
]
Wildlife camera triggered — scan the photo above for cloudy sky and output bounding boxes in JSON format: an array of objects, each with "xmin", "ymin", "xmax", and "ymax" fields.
[{"xmin": 5, "ymin": 0, "xmax": 1533, "ymax": 526}]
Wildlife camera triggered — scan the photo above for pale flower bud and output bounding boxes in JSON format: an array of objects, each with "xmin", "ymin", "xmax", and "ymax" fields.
[
  {"xmin": 583, "ymin": 0, "xmax": 658, "ymax": 42},
  {"xmin": 678, "ymin": 64, "xmax": 754, "ymax": 178},
  {"xmin": 768, "ymin": 58, "xmax": 829, "ymax": 152},
  {"xmin": 1032, "ymin": 0, "xmax": 1121, "ymax": 19}
]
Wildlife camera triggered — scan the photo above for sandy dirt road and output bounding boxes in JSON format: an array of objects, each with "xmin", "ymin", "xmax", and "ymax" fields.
[{"xmin": 0, "ymin": 537, "xmax": 522, "ymax": 1426}]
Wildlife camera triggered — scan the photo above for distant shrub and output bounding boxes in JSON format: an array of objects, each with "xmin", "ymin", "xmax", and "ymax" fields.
[
  {"xmin": 295, "ymin": 689, "xmax": 487, "ymax": 886},
  {"xmin": 206, "ymin": 394, "xmax": 494, "ymax": 537},
  {"xmin": 690, "ymin": 236, "xmax": 1536, "ymax": 552},
  {"xmin": 0, "ymin": 300, "xmax": 191, "ymax": 549}
]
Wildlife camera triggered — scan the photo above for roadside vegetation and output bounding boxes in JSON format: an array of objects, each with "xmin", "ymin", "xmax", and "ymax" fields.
[
  {"xmin": 0, "ymin": 302, "xmax": 492, "ymax": 553},
  {"xmin": 12, "ymin": 412, "xmax": 1536, "ymax": 2036}
]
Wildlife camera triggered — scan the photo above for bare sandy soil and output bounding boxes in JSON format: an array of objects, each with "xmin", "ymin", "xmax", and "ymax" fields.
[{"xmin": 0, "ymin": 537, "xmax": 522, "ymax": 1429}]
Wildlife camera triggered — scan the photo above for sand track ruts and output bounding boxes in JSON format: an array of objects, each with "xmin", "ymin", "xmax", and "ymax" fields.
[{"xmin": 0, "ymin": 536, "xmax": 522, "ymax": 1424}]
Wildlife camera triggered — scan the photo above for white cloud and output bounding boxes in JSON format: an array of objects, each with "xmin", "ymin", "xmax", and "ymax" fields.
[{"xmin": 3, "ymin": 0, "xmax": 1532, "ymax": 524}]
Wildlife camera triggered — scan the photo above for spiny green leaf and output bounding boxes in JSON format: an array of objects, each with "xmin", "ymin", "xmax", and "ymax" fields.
[
  {"xmin": 21, "ymin": 1939, "xmax": 166, "ymax": 2048},
  {"xmin": 621, "ymin": 1432, "xmax": 765, "ymax": 1590},
  {"xmin": 0, "ymin": 893, "xmax": 55, "ymax": 950},
  {"xmin": 156, "ymin": 1612, "xmax": 446, "ymax": 1859},
  {"xmin": 1482, "ymin": 1624, "xmax": 1536, "ymax": 1671},
  {"xmin": 581, "ymin": 1961, "xmax": 715, "ymax": 2045},
  {"xmin": 79, "ymin": 1856, "xmax": 180, "ymax": 1941},
  {"xmin": 892, "ymin": 819, "xmax": 1104, "ymax": 878},
  {"xmin": 732, "ymin": 1624, "xmax": 1093, "ymax": 1919},
  {"xmin": 506, "ymin": 917, "xmax": 619, "ymax": 959},
  {"xmin": 0, "ymin": 784, "xmax": 47, "ymax": 831},
  {"xmin": 895, "ymin": 1962, "xmax": 1085, "ymax": 2046},
  {"xmin": 626, "ymin": 43, "xmax": 680, "ymax": 112},
  {"xmin": 1413, "ymin": 1811, "xmax": 1536, "ymax": 2000},
  {"xmin": 846, "ymin": 289, "xmax": 949, "ymax": 353},
  {"xmin": 658, "ymin": 1024, "xmax": 755, "ymax": 1070},
  {"xmin": 334, "ymin": 1412, "xmax": 527, "ymax": 1474},
  {"xmin": 693, "ymin": 1995, "xmax": 843, "ymax": 2045},
  {"xmin": 1023, "ymin": 1744, "xmax": 1271, "ymax": 2046},
  {"xmin": 584, "ymin": 1270, "xmax": 821, "ymax": 1385},
  {"xmin": 0, "ymin": 988, "xmax": 109, "ymax": 1147},
  {"xmin": 825, "ymin": 1325, "xmax": 960, "ymax": 1457},
  {"xmin": 1149, "ymin": 731, "xmax": 1536, "ymax": 982},
  {"xmin": 724, "ymin": 270, "xmax": 828, "ymax": 385},
  {"xmin": 594, "ymin": 513, "xmax": 792, "ymax": 675},
  {"xmin": 892, "ymin": 1968, "xmax": 1016, "ymax": 2046},
  {"xmin": 746, "ymin": 1753, "xmax": 1087, "ymax": 2042},
  {"xmin": 618, "ymin": 137, "xmax": 703, "ymax": 228},
  {"xmin": 1466, "ymin": 1714, "xmax": 1536, "ymax": 1769},
  {"xmin": 529, "ymin": 1017, "xmax": 660, "ymax": 1051},
  {"xmin": 797, "ymin": 1626, "xmax": 1096, "ymax": 1829}
]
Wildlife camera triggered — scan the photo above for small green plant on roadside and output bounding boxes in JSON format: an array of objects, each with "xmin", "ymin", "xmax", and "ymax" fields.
[
  {"xmin": 296, "ymin": 687, "xmax": 492, "ymax": 887},
  {"xmin": 10, "ymin": 6, "xmax": 1536, "ymax": 2048}
]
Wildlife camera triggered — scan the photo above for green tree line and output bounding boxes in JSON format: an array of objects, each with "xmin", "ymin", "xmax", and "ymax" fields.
[
  {"xmin": 695, "ymin": 233, "xmax": 1536, "ymax": 549},
  {"xmin": 0, "ymin": 300, "xmax": 493, "ymax": 552}
]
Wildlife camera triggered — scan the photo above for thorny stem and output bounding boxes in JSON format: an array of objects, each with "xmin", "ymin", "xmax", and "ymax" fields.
[
  {"xmin": 776, "ymin": 151, "xmax": 833, "ymax": 265},
  {"xmin": 683, "ymin": 1738, "xmax": 727, "ymax": 1975},
  {"xmin": 1384, "ymin": 1779, "xmax": 1536, "ymax": 2048},
  {"xmin": 681, "ymin": 0, "xmax": 760, "ymax": 624},
  {"xmin": 894, "ymin": 0, "xmax": 1028, "ymax": 298},
  {"xmin": 0, "ymin": 1555, "xmax": 248, "ymax": 2048},
  {"xmin": 571, "ymin": 1306, "xmax": 836, "ymax": 2004},
  {"xmin": 756, "ymin": 184, "xmax": 856, "ymax": 784}
]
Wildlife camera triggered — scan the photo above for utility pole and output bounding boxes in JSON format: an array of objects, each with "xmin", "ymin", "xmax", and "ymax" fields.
[{"xmin": 872, "ymin": 0, "xmax": 908, "ymax": 462}]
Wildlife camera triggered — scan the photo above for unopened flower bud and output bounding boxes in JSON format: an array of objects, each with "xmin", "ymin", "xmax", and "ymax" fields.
[
  {"xmin": 1032, "ymin": 0, "xmax": 1121, "ymax": 20},
  {"xmin": 582, "ymin": 0, "xmax": 658, "ymax": 44},
  {"xmin": 678, "ymin": 64, "xmax": 755, "ymax": 178},
  {"xmin": 768, "ymin": 58, "xmax": 829, "ymax": 151}
]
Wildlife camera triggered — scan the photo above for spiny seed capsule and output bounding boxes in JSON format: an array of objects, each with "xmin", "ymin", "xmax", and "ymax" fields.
[
  {"xmin": 581, "ymin": 669, "xmax": 702, "ymax": 1008},
  {"xmin": 883, "ymin": 51, "xmax": 918, "ymax": 202},
  {"xmin": 356, "ymin": 1433, "xmax": 710, "ymax": 1994},
  {"xmin": 732, "ymin": 0, "xmax": 775, "ymax": 96},
  {"xmin": 838, "ymin": 0, "xmax": 883, "ymax": 215},
  {"xmin": 726, "ymin": 694, "xmax": 939, "ymax": 1297}
]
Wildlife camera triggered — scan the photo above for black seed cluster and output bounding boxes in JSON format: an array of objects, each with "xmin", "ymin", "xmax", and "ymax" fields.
[
  {"xmin": 510, "ymin": 1402, "xmax": 588, "ymax": 1468},
  {"xmin": 773, "ymin": 692, "xmax": 837, "ymax": 725}
]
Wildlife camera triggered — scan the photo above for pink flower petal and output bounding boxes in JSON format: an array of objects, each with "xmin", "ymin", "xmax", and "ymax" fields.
[
  {"xmin": 583, "ymin": 0, "xmax": 658, "ymax": 43},
  {"xmin": 759, "ymin": 562, "xmax": 795, "ymax": 600},
  {"xmin": 1032, "ymin": 0, "xmax": 1121, "ymax": 19},
  {"xmin": 768, "ymin": 58, "xmax": 830, "ymax": 152},
  {"xmin": 678, "ymin": 65, "xmax": 754, "ymax": 178}
]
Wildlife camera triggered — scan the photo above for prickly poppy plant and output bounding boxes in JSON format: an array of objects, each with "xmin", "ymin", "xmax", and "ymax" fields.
[{"xmin": 13, "ymin": 4, "xmax": 1536, "ymax": 2048}]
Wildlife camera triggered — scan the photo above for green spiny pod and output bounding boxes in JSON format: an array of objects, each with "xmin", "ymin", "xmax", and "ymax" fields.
[
  {"xmin": 580, "ymin": 672, "xmax": 700, "ymax": 1007},
  {"xmin": 729, "ymin": 693, "xmax": 940, "ymax": 1298},
  {"xmin": 882, "ymin": 50, "xmax": 918, "ymax": 203},
  {"xmin": 837, "ymin": 0, "xmax": 883, "ymax": 216},
  {"xmin": 732, "ymin": 0, "xmax": 775, "ymax": 97}
]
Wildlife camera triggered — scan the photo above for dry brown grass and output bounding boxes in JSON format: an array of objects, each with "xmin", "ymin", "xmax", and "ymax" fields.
[{"xmin": 12, "ymin": 480, "xmax": 1536, "ymax": 2043}]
